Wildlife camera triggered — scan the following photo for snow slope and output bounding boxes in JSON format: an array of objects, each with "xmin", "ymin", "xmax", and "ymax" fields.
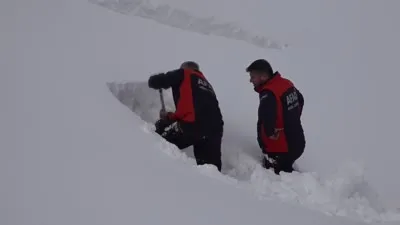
[
  {"xmin": 93, "ymin": 0, "xmax": 400, "ymax": 205},
  {"xmin": 2, "ymin": 0, "xmax": 400, "ymax": 225}
]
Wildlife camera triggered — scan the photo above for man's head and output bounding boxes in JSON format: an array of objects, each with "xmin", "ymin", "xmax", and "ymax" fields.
[
  {"xmin": 180, "ymin": 61, "xmax": 200, "ymax": 70},
  {"xmin": 246, "ymin": 59, "xmax": 274, "ymax": 88}
]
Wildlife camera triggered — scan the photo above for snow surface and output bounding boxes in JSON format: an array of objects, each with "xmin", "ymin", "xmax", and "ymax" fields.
[{"xmin": 3, "ymin": 0, "xmax": 400, "ymax": 225}]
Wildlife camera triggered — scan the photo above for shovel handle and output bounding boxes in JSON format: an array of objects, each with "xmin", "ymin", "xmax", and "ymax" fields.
[{"xmin": 159, "ymin": 89, "xmax": 166, "ymax": 113}]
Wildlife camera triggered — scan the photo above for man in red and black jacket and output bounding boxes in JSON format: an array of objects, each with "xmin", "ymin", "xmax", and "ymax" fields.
[
  {"xmin": 148, "ymin": 61, "xmax": 224, "ymax": 171},
  {"xmin": 246, "ymin": 59, "xmax": 305, "ymax": 174}
]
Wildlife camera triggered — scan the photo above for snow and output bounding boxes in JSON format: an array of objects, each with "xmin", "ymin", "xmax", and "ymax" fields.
[{"xmin": 2, "ymin": 0, "xmax": 400, "ymax": 225}]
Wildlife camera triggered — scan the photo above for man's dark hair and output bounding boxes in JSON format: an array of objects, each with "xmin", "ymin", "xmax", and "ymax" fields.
[
  {"xmin": 180, "ymin": 61, "xmax": 200, "ymax": 70},
  {"xmin": 246, "ymin": 59, "xmax": 273, "ymax": 75}
]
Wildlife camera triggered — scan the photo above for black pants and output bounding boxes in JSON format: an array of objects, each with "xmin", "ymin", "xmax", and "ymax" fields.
[
  {"xmin": 192, "ymin": 134, "xmax": 222, "ymax": 171},
  {"xmin": 155, "ymin": 120, "xmax": 222, "ymax": 171},
  {"xmin": 263, "ymin": 146, "xmax": 304, "ymax": 174}
]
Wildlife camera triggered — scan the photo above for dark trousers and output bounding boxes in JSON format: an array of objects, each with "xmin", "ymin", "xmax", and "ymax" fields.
[
  {"xmin": 192, "ymin": 134, "xmax": 222, "ymax": 171},
  {"xmin": 155, "ymin": 120, "xmax": 222, "ymax": 171}
]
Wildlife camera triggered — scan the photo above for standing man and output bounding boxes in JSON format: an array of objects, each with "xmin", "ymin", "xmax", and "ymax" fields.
[
  {"xmin": 246, "ymin": 59, "xmax": 305, "ymax": 174},
  {"xmin": 148, "ymin": 61, "xmax": 224, "ymax": 171}
]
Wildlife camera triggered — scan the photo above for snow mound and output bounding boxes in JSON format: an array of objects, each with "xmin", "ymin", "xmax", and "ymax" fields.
[
  {"xmin": 248, "ymin": 161, "xmax": 400, "ymax": 223},
  {"xmin": 108, "ymin": 81, "xmax": 400, "ymax": 223},
  {"xmin": 107, "ymin": 81, "xmax": 197, "ymax": 162},
  {"xmin": 90, "ymin": 0, "xmax": 287, "ymax": 50},
  {"xmin": 107, "ymin": 81, "xmax": 175, "ymax": 124}
]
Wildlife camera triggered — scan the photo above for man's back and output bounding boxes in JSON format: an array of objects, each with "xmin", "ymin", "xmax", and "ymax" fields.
[
  {"xmin": 148, "ymin": 68, "xmax": 223, "ymax": 136},
  {"xmin": 274, "ymin": 77, "xmax": 305, "ymax": 151},
  {"xmin": 186, "ymin": 69, "xmax": 224, "ymax": 135}
]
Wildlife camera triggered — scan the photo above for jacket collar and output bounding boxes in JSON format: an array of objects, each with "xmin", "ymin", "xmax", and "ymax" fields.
[{"xmin": 254, "ymin": 71, "xmax": 281, "ymax": 93}]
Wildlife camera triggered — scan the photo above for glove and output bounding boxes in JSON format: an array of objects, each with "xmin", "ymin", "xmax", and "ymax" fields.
[
  {"xmin": 262, "ymin": 155, "xmax": 277, "ymax": 170},
  {"xmin": 268, "ymin": 128, "xmax": 283, "ymax": 140},
  {"xmin": 155, "ymin": 118, "xmax": 173, "ymax": 135}
]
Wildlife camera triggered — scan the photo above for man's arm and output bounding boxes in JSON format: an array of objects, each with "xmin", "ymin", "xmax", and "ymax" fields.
[
  {"xmin": 259, "ymin": 90, "xmax": 277, "ymax": 137},
  {"xmin": 297, "ymin": 88, "xmax": 304, "ymax": 116},
  {"xmin": 148, "ymin": 68, "xmax": 184, "ymax": 89}
]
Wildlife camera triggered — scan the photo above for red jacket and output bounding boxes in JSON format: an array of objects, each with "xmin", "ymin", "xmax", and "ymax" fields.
[{"xmin": 255, "ymin": 72, "xmax": 305, "ymax": 154}]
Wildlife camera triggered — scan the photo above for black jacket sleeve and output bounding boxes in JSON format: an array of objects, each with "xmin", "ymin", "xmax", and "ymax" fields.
[
  {"xmin": 148, "ymin": 69, "xmax": 184, "ymax": 89},
  {"xmin": 258, "ymin": 90, "xmax": 277, "ymax": 137},
  {"xmin": 297, "ymin": 88, "xmax": 304, "ymax": 116}
]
